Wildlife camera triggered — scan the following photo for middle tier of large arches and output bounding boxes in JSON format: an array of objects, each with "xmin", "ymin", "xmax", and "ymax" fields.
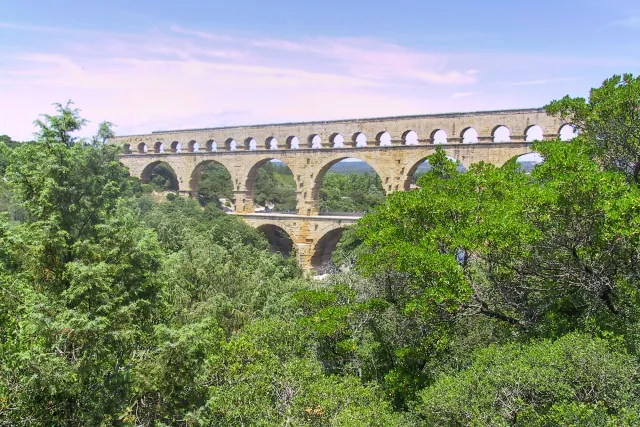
[{"xmin": 122, "ymin": 142, "xmax": 536, "ymax": 215}]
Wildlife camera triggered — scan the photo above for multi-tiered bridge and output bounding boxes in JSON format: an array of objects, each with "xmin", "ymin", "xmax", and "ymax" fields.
[{"xmin": 114, "ymin": 108, "xmax": 566, "ymax": 271}]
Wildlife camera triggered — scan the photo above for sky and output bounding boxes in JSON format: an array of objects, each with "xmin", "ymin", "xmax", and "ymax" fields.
[{"xmin": 1, "ymin": 0, "xmax": 639, "ymax": 141}]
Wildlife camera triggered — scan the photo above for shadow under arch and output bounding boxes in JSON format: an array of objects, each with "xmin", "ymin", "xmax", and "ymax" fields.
[
  {"xmin": 311, "ymin": 228, "xmax": 346, "ymax": 271},
  {"xmin": 404, "ymin": 155, "xmax": 467, "ymax": 191},
  {"xmin": 311, "ymin": 156, "xmax": 387, "ymax": 215},
  {"xmin": 246, "ymin": 157, "xmax": 297, "ymax": 213},
  {"xmin": 190, "ymin": 159, "xmax": 234, "ymax": 208},
  {"xmin": 256, "ymin": 224, "xmax": 294, "ymax": 258},
  {"xmin": 141, "ymin": 160, "xmax": 179, "ymax": 192}
]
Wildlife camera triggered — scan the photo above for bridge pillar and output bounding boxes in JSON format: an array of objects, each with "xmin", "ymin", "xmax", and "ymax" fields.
[
  {"xmin": 295, "ymin": 243, "xmax": 314, "ymax": 271},
  {"xmin": 234, "ymin": 190, "xmax": 255, "ymax": 214},
  {"xmin": 297, "ymin": 192, "xmax": 319, "ymax": 216}
]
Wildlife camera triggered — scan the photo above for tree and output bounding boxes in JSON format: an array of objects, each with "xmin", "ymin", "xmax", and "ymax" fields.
[
  {"xmin": 0, "ymin": 102, "xmax": 164, "ymax": 424},
  {"xmin": 253, "ymin": 162, "xmax": 297, "ymax": 211},
  {"xmin": 546, "ymin": 73, "xmax": 640, "ymax": 183},
  {"xmin": 197, "ymin": 162, "xmax": 234, "ymax": 206},
  {"xmin": 319, "ymin": 172, "xmax": 385, "ymax": 213},
  {"xmin": 418, "ymin": 333, "xmax": 640, "ymax": 425}
]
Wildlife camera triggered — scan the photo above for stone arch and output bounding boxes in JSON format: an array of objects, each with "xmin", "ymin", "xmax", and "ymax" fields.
[
  {"xmin": 501, "ymin": 152, "xmax": 545, "ymax": 172},
  {"xmin": 330, "ymin": 133, "xmax": 345, "ymax": 148},
  {"xmin": 311, "ymin": 227, "xmax": 347, "ymax": 271},
  {"xmin": 559, "ymin": 124, "xmax": 578, "ymax": 141},
  {"xmin": 189, "ymin": 159, "xmax": 234, "ymax": 202},
  {"xmin": 140, "ymin": 160, "xmax": 180, "ymax": 191},
  {"xmin": 431, "ymin": 129, "xmax": 448, "ymax": 144},
  {"xmin": 256, "ymin": 224, "xmax": 295, "ymax": 258},
  {"xmin": 461, "ymin": 127, "xmax": 479, "ymax": 144},
  {"xmin": 377, "ymin": 131, "xmax": 392, "ymax": 147},
  {"xmin": 403, "ymin": 130, "xmax": 419, "ymax": 145},
  {"xmin": 245, "ymin": 137, "xmax": 257, "ymax": 151},
  {"xmin": 225, "ymin": 138, "xmax": 237, "ymax": 151},
  {"xmin": 309, "ymin": 155, "xmax": 388, "ymax": 215},
  {"xmin": 492, "ymin": 125, "xmax": 511, "ymax": 143},
  {"xmin": 187, "ymin": 140, "xmax": 198, "ymax": 152},
  {"xmin": 170, "ymin": 141, "xmax": 182, "ymax": 152},
  {"xmin": 525, "ymin": 125, "xmax": 544, "ymax": 142},
  {"xmin": 353, "ymin": 132, "xmax": 367, "ymax": 148},
  {"xmin": 266, "ymin": 136, "xmax": 279, "ymax": 150},
  {"xmin": 287, "ymin": 136, "xmax": 300, "ymax": 149},
  {"xmin": 309, "ymin": 134, "xmax": 322, "ymax": 149},
  {"xmin": 206, "ymin": 139, "xmax": 217, "ymax": 152},
  {"xmin": 245, "ymin": 157, "xmax": 298, "ymax": 212},
  {"xmin": 137, "ymin": 143, "xmax": 148, "ymax": 154},
  {"xmin": 403, "ymin": 154, "xmax": 466, "ymax": 191},
  {"xmin": 122, "ymin": 143, "xmax": 132, "ymax": 154},
  {"xmin": 153, "ymin": 141, "xmax": 164, "ymax": 153}
]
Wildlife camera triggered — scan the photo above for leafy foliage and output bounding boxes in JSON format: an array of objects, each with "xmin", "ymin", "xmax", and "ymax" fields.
[
  {"xmin": 254, "ymin": 161, "xmax": 297, "ymax": 211},
  {"xmin": 197, "ymin": 161, "xmax": 234, "ymax": 207},
  {"xmin": 3, "ymin": 75, "xmax": 640, "ymax": 425},
  {"xmin": 418, "ymin": 333, "xmax": 640, "ymax": 426},
  {"xmin": 320, "ymin": 172, "xmax": 385, "ymax": 213},
  {"xmin": 546, "ymin": 73, "xmax": 640, "ymax": 183}
]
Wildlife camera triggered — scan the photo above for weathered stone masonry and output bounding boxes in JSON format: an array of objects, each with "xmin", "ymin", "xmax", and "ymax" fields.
[{"xmin": 114, "ymin": 108, "xmax": 565, "ymax": 270}]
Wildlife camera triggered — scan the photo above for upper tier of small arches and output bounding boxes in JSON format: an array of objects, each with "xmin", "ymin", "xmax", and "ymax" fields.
[{"xmin": 120, "ymin": 123, "xmax": 576, "ymax": 154}]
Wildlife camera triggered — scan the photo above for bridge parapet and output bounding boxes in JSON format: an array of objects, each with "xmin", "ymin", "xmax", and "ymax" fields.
[{"xmin": 114, "ymin": 108, "xmax": 562, "ymax": 154}]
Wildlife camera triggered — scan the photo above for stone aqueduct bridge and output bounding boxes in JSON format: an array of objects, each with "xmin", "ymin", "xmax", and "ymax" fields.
[{"xmin": 115, "ymin": 108, "xmax": 563, "ymax": 271}]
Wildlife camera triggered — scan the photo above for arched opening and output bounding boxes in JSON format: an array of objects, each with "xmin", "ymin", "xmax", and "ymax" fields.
[
  {"xmin": 138, "ymin": 143, "xmax": 148, "ymax": 154},
  {"xmin": 331, "ymin": 133, "xmax": 345, "ymax": 148},
  {"xmin": 287, "ymin": 136, "xmax": 300, "ymax": 149},
  {"xmin": 377, "ymin": 131, "xmax": 392, "ymax": 147},
  {"xmin": 256, "ymin": 224, "xmax": 294, "ymax": 258},
  {"xmin": 514, "ymin": 152, "xmax": 544, "ymax": 173},
  {"xmin": 559, "ymin": 124, "xmax": 578, "ymax": 141},
  {"xmin": 404, "ymin": 156, "xmax": 467, "ymax": 191},
  {"xmin": 249, "ymin": 159, "xmax": 297, "ymax": 213},
  {"xmin": 309, "ymin": 134, "xmax": 322, "ymax": 149},
  {"xmin": 525, "ymin": 125, "xmax": 544, "ymax": 142},
  {"xmin": 226, "ymin": 138, "xmax": 237, "ymax": 151},
  {"xmin": 192, "ymin": 160, "xmax": 234, "ymax": 209},
  {"xmin": 122, "ymin": 143, "xmax": 132, "ymax": 154},
  {"xmin": 353, "ymin": 132, "xmax": 367, "ymax": 148},
  {"xmin": 188, "ymin": 140, "xmax": 199, "ymax": 152},
  {"xmin": 206, "ymin": 140, "xmax": 217, "ymax": 152},
  {"xmin": 493, "ymin": 125, "xmax": 511, "ymax": 143},
  {"xmin": 170, "ymin": 141, "xmax": 182, "ymax": 153},
  {"xmin": 311, "ymin": 228, "xmax": 346, "ymax": 272},
  {"xmin": 403, "ymin": 130, "xmax": 419, "ymax": 145},
  {"xmin": 153, "ymin": 142, "xmax": 164, "ymax": 153},
  {"xmin": 245, "ymin": 137, "xmax": 257, "ymax": 151},
  {"xmin": 461, "ymin": 128, "xmax": 479, "ymax": 144},
  {"xmin": 316, "ymin": 158, "xmax": 385, "ymax": 214},
  {"xmin": 266, "ymin": 137, "xmax": 278, "ymax": 150},
  {"xmin": 141, "ymin": 161, "xmax": 179, "ymax": 193},
  {"xmin": 431, "ymin": 129, "xmax": 448, "ymax": 144}
]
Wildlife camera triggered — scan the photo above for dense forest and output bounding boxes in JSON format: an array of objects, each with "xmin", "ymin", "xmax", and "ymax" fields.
[{"xmin": 2, "ymin": 74, "xmax": 640, "ymax": 425}]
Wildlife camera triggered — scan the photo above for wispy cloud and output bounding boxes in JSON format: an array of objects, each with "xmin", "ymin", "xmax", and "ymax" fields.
[
  {"xmin": 0, "ymin": 22, "xmax": 632, "ymax": 140},
  {"xmin": 451, "ymin": 92, "xmax": 476, "ymax": 99},
  {"xmin": 507, "ymin": 77, "xmax": 581, "ymax": 86},
  {"xmin": 608, "ymin": 14, "xmax": 640, "ymax": 29}
]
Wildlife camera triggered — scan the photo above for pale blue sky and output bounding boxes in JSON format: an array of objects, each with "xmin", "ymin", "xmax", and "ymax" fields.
[{"xmin": 1, "ymin": 0, "xmax": 639, "ymax": 140}]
